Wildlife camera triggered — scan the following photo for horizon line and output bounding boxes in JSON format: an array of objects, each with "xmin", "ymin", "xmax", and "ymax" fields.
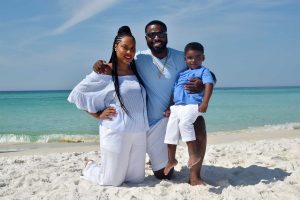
[{"xmin": 1, "ymin": 85, "xmax": 300, "ymax": 92}]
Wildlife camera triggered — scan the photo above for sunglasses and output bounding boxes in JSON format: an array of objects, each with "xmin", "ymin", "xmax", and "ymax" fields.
[{"xmin": 146, "ymin": 32, "xmax": 167, "ymax": 39}]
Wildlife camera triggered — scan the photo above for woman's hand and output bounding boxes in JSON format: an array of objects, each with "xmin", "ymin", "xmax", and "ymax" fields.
[{"xmin": 98, "ymin": 107, "xmax": 117, "ymax": 120}]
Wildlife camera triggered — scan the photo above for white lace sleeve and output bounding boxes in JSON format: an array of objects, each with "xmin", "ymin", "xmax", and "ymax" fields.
[{"xmin": 67, "ymin": 72, "xmax": 112, "ymax": 113}]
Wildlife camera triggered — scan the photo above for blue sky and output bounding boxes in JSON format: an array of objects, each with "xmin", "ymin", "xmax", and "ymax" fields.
[{"xmin": 0, "ymin": 0, "xmax": 299, "ymax": 91}]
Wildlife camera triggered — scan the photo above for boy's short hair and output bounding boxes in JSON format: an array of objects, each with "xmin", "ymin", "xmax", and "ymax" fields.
[
  {"xmin": 145, "ymin": 20, "xmax": 167, "ymax": 33},
  {"xmin": 184, "ymin": 42, "xmax": 204, "ymax": 54}
]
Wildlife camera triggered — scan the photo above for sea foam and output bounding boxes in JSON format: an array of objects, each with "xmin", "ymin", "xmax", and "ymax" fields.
[
  {"xmin": 0, "ymin": 134, "xmax": 98, "ymax": 144},
  {"xmin": 209, "ymin": 122, "xmax": 300, "ymax": 135},
  {"xmin": 1, "ymin": 122, "xmax": 299, "ymax": 144}
]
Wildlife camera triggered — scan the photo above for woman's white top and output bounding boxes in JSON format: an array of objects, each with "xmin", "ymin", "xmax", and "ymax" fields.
[{"xmin": 68, "ymin": 72, "xmax": 149, "ymax": 133}]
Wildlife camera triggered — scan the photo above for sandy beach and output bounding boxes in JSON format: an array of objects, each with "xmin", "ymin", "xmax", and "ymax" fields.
[{"xmin": 1, "ymin": 128, "xmax": 299, "ymax": 200}]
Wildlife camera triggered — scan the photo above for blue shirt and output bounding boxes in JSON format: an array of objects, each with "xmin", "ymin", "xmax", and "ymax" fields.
[
  {"xmin": 135, "ymin": 48, "xmax": 186, "ymax": 126},
  {"xmin": 173, "ymin": 66, "xmax": 214, "ymax": 105}
]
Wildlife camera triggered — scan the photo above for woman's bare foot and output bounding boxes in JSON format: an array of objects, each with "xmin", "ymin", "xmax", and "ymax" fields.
[
  {"xmin": 187, "ymin": 155, "xmax": 201, "ymax": 169},
  {"xmin": 164, "ymin": 159, "xmax": 178, "ymax": 175},
  {"xmin": 83, "ymin": 157, "xmax": 94, "ymax": 168},
  {"xmin": 81, "ymin": 158, "xmax": 94, "ymax": 176}
]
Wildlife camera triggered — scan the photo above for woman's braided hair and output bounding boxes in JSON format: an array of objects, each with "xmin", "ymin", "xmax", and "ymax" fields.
[{"xmin": 108, "ymin": 26, "xmax": 144, "ymax": 116}]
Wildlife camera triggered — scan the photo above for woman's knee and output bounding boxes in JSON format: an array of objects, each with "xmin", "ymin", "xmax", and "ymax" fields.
[{"xmin": 103, "ymin": 177, "xmax": 124, "ymax": 186}]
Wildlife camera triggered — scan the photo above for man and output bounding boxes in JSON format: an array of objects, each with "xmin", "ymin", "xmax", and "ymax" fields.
[{"xmin": 94, "ymin": 20, "xmax": 207, "ymax": 185}]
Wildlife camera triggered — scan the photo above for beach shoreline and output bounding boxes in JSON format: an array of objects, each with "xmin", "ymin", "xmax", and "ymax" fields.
[
  {"xmin": 1, "ymin": 129, "xmax": 299, "ymax": 199},
  {"xmin": 1, "ymin": 128, "xmax": 299, "ymax": 157}
]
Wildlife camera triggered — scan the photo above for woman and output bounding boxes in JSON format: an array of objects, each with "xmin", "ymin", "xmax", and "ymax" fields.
[{"xmin": 68, "ymin": 26, "xmax": 148, "ymax": 186}]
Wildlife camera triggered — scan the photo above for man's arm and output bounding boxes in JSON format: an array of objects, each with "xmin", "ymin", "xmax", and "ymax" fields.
[
  {"xmin": 184, "ymin": 78, "xmax": 204, "ymax": 93},
  {"xmin": 184, "ymin": 71, "xmax": 216, "ymax": 93}
]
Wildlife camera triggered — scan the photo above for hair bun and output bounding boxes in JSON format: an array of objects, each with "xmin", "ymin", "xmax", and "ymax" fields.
[{"xmin": 118, "ymin": 26, "xmax": 132, "ymax": 36}]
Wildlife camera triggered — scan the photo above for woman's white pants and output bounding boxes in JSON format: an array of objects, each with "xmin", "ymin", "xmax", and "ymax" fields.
[{"xmin": 82, "ymin": 126, "xmax": 146, "ymax": 186}]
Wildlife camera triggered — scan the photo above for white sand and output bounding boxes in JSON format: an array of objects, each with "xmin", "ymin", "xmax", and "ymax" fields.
[{"xmin": 0, "ymin": 129, "xmax": 299, "ymax": 200}]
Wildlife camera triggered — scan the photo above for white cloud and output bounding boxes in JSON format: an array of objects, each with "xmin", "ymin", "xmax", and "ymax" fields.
[
  {"xmin": 51, "ymin": 0, "xmax": 119, "ymax": 35},
  {"xmin": 160, "ymin": 0, "xmax": 298, "ymax": 22}
]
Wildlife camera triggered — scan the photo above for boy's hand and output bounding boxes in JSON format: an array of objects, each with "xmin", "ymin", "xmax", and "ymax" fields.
[
  {"xmin": 199, "ymin": 102, "xmax": 208, "ymax": 113},
  {"xmin": 99, "ymin": 106, "xmax": 117, "ymax": 120},
  {"xmin": 163, "ymin": 109, "xmax": 171, "ymax": 117},
  {"xmin": 184, "ymin": 78, "xmax": 204, "ymax": 93},
  {"xmin": 93, "ymin": 60, "xmax": 111, "ymax": 74}
]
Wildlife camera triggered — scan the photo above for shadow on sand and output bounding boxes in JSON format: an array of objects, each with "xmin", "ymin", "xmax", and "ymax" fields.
[
  {"xmin": 188, "ymin": 165, "xmax": 290, "ymax": 194},
  {"xmin": 130, "ymin": 164, "xmax": 291, "ymax": 192}
]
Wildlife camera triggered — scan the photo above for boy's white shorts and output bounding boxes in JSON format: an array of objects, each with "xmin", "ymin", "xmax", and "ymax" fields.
[{"xmin": 164, "ymin": 104, "xmax": 202, "ymax": 144}]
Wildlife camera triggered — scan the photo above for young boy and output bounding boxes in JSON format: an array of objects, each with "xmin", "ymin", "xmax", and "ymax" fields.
[{"xmin": 164, "ymin": 42, "xmax": 215, "ymax": 176}]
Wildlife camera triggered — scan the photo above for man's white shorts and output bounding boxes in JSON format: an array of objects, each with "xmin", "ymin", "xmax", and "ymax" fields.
[
  {"xmin": 164, "ymin": 104, "xmax": 202, "ymax": 145},
  {"xmin": 146, "ymin": 118, "xmax": 169, "ymax": 171}
]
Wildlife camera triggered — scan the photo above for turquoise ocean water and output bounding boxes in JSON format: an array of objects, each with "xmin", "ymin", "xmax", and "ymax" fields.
[{"xmin": 0, "ymin": 87, "xmax": 299, "ymax": 143}]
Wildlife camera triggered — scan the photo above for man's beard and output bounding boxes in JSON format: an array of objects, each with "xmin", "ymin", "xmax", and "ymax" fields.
[{"xmin": 147, "ymin": 40, "xmax": 168, "ymax": 54}]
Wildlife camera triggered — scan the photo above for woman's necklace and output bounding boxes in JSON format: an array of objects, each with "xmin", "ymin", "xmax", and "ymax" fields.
[{"xmin": 152, "ymin": 52, "xmax": 169, "ymax": 78}]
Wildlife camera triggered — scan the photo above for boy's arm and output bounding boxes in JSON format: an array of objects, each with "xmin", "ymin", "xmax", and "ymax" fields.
[{"xmin": 199, "ymin": 83, "xmax": 213, "ymax": 113}]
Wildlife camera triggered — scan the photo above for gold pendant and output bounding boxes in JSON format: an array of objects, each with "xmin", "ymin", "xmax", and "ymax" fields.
[{"xmin": 158, "ymin": 68, "xmax": 164, "ymax": 78}]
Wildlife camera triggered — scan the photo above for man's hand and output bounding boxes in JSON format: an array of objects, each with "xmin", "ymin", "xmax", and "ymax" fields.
[
  {"xmin": 198, "ymin": 102, "xmax": 208, "ymax": 113},
  {"xmin": 184, "ymin": 78, "xmax": 204, "ymax": 93},
  {"xmin": 93, "ymin": 60, "xmax": 112, "ymax": 74},
  {"xmin": 163, "ymin": 109, "xmax": 171, "ymax": 117}
]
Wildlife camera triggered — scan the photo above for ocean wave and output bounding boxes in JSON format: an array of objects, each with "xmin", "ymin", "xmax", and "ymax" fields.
[
  {"xmin": 0, "ymin": 134, "xmax": 99, "ymax": 144},
  {"xmin": 210, "ymin": 122, "xmax": 300, "ymax": 135},
  {"xmin": 1, "ymin": 122, "xmax": 299, "ymax": 144},
  {"xmin": 36, "ymin": 134, "xmax": 99, "ymax": 143},
  {"xmin": 248, "ymin": 122, "xmax": 300, "ymax": 131},
  {"xmin": 0, "ymin": 134, "xmax": 31, "ymax": 144}
]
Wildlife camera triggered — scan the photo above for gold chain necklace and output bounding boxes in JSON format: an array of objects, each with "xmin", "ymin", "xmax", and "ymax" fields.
[{"xmin": 152, "ymin": 52, "xmax": 169, "ymax": 78}]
